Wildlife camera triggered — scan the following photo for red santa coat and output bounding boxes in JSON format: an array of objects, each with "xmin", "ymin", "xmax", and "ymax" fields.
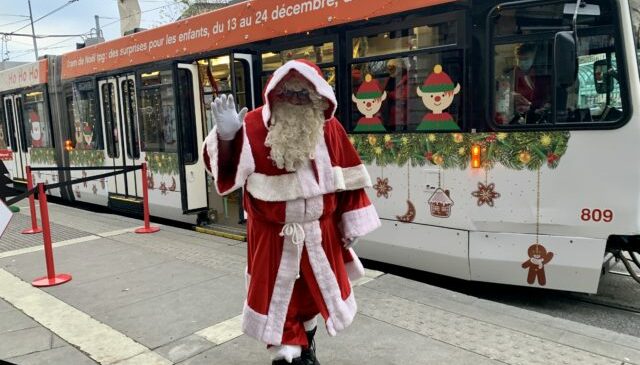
[{"xmin": 203, "ymin": 60, "xmax": 381, "ymax": 346}]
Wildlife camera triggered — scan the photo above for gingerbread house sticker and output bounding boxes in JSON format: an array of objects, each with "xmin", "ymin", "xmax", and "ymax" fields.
[{"xmin": 428, "ymin": 188, "xmax": 454, "ymax": 218}]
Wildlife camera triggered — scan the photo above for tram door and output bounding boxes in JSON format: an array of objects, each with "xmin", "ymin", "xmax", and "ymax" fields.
[
  {"xmin": 2, "ymin": 95, "xmax": 27, "ymax": 181},
  {"xmin": 98, "ymin": 75, "xmax": 142, "ymax": 198},
  {"xmin": 176, "ymin": 63, "xmax": 207, "ymax": 212},
  {"xmin": 198, "ymin": 53, "xmax": 255, "ymax": 228}
]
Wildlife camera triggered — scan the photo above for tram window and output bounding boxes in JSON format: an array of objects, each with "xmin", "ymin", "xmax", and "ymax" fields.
[
  {"xmin": 101, "ymin": 83, "xmax": 119, "ymax": 158},
  {"xmin": 177, "ymin": 69, "xmax": 197, "ymax": 164},
  {"xmin": 198, "ymin": 56, "xmax": 232, "ymax": 131},
  {"xmin": 491, "ymin": 0, "xmax": 627, "ymax": 127},
  {"xmin": 0, "ymin": 102, "xmax": 8, "ymax": 150},
  {"xmin": 352, "ymin": 22, "xmax": 457, "ymax": 59},
  {"xmin": 349, "ymin": 51, "xmax": 463, "ymax": 133},
  {"xmin": 139, "ymin": 70, "xmax": 177, "ymax": 153},
  {"xmin": 15, "ymin": 98, "xmax": 28, "ymax": 152},
  {"xmin": 22, "ymin": 90, "xmax": 52, "ymax": 149},
  {"xmin": 121, "ymin": 80, "xmax": 140, "ymax": 159},
  {"xmin": 4, "ymin": 99, "xmax": 17, "ymax": 152},
  {"xmin": 262, "ymin": 43, "xmax": 334, "ymax": 72},
  {"xmin": 66, "ymin": 81, "xmax": 102, "ymax": 150}
]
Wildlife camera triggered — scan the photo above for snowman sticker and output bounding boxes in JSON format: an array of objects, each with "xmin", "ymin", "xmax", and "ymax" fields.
[
  {"xmin": 29, "ymin": 111, "xmax": 43, "ymax": 147},
  {"xmin": 351, "ymin": 74, "xmax": 387, "ymax": 132},
  {"xmin": 416, "ymin": 64, "xmax": 461, "ymax": 131}
]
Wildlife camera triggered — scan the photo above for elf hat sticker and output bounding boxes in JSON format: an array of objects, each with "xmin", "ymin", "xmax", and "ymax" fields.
[
  {"xmin": 416, "ymin": 65, "xmax": 461, "ymax": 131},
  {"xmin": 352, "ymin": 74, "xmax": 387, "ymax": 132}
]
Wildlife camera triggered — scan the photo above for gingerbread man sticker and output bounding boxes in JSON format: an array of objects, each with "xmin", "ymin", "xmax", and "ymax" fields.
[
  {"xmin": 416, "ymin": 64, "xmax": 461, "ymax": 131},
  {"xmin": 521, "ymin": 243, "xmax": 554, "ymax": 286},
  {"xmin": 352, "ymin": 74, "xmax": 387, "ymax": 132}
]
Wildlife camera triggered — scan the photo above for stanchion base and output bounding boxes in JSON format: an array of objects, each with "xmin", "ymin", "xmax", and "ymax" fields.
[
  {"xmin": 21, "ymin": 227, "xmax": 43, "ymax": 234},
  {"xmin": 135, "ymin": 226, "xmax": 160, "ymax": 234},
  {"xmin": 32, "ymin": 274, "xmax": 72, "ymax": 287}
]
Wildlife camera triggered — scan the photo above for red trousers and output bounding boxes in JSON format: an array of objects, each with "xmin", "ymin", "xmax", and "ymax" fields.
[{"xmin": 279, "ymin": 249, "xmax": 330, "ymax": 347}]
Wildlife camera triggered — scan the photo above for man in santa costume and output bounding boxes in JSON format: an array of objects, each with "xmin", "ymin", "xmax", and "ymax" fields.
[{"xmin": 203, "ymin": 59, "xmax": 381, "ymax": 364}]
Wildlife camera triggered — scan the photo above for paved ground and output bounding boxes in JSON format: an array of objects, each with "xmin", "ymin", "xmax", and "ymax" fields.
[{"xmin": 1, "ymin": 202, "xmax": 640, "ymax": 364}]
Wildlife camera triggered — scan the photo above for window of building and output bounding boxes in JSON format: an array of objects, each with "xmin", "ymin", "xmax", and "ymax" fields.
[
  {"xmin": 347, "ymin": 17, "xmax": 463, "ymax": 133},
  {"xmin": 138, "ymin": 69, "xmax": 177, "ymax": 152},
  {"xmin": 491, "ymin": 0, "xmax": 627, "ymax": 127},
  {"xmin": 66, "ymin": 80, "xmax": 102, "ymax": 150}
]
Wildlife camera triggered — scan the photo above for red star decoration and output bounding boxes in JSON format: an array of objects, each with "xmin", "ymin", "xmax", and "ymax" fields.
[
  {"xmin": 471, "ymin": 182, "xmax": 501, "ymax": 207},
  {"xmin": 373, "ymin": 177, "xmax": 392, "ymax": 199}
]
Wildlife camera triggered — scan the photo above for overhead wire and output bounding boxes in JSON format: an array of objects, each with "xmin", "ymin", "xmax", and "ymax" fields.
[{"xmin": 6, "ymin": 0, "xmax": 80, "ymax": 36}]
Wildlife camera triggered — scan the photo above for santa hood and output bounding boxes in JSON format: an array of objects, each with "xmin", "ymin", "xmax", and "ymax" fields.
[{"xmin": 261, "ymin": 59, "xmax": 337, "ymax": 128}]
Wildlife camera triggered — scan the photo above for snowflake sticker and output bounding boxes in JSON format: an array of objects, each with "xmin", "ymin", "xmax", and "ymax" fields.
[
  {"xmin": 471, "ymin": 182, "xmax": 501, "ymax": 207},
  {"xmin": 373, "ymin": 177, "xmax": 392, "ymax": 198}
]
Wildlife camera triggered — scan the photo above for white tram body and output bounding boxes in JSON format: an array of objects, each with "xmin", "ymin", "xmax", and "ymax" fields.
[{"xmin": 2, "ymin": 0, "xmax": 639, "ymax": 293}]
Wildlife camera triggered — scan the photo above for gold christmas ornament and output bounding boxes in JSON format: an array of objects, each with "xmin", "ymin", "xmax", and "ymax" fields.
[{"xmin": 519, "ymin": 151, "xmax": 531, "ymax": 164}]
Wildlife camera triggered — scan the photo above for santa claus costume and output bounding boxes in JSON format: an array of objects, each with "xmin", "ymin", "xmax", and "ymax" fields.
[{"xmin": 203, "ymin": 59, "xmax": 381, "ymax": 364}]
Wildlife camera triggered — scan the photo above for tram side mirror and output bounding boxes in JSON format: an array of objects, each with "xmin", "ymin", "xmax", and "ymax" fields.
[{"xmin": 554, "ymin": 31, "xmax": 577, "ymax": 88}]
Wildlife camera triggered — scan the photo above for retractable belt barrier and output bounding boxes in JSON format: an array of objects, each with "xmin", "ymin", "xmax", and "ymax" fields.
[{"xmin": 8, "ymin": 163, "xmax": 160, "ymax": 287}]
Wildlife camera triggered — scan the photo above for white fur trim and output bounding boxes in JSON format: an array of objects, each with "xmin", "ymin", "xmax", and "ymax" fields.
[
  {"xmin": 305, "ymin": 223, "xmax": 358, "ymax": 337},
  {"xmin": 303, "ymin": 317, "xmax": 318, "ymax": 331},
  {"xmin": 270, "ymin": 345, "xmax": 302, "ymax": 362},
  {"xmin": 262, "ymin": 230, "xmax": 301, "ymax": 345},
  {"xmin": 246, "ymin": 172, "xmax": 304, "ymax": 201},
  {"xmin": 261, "ymin": 61, "xmax": 337, "ymax": 127},
  {"xmin": 203, "ymin": 125, "xmax": 255, "ymax": 195},
  {"xmin": 341, "ymin": 205, "xmax": 381, "ymax": 239},
  {"xmin": 333, "ymin": 164, "xmax": 372, "ymax": 191},
  {"xmin": 345, "ymin": 248, "xmax": 365, "ymax": 282},
  {"xmin": 242, "ymin": 301, "xmax": 269, "ymax": 341}
]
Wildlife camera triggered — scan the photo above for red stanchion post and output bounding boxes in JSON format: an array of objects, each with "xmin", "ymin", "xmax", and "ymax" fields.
[
  {"xmin": 21, "ymin": 166, "xmax": 42, "ymax": 234},
  {"xmin": 135, "ymin": 163, "xmax": 160, "ymax": 234},
  {"xmin": 32, "ymin": 183, "xmax": 72, "ymax": 287}
]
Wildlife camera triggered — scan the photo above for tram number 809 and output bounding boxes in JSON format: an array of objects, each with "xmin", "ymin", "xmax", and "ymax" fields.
[{"xmin": 580, "ymin": 209, "xmax": 613, "ymax": 223}]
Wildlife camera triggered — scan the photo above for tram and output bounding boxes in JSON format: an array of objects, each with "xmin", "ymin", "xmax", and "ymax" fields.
[{"xmin": 1, "ymin": 0, "xmax": 639, "ymax": 293}]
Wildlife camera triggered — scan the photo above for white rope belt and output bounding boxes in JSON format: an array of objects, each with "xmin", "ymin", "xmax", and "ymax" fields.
[{"xmin": 279, "ymin": 222, "xmax": 305, "ymax": 279}]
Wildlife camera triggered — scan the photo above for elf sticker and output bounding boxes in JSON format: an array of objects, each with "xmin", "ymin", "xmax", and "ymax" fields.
[
  {"xmin": 416, "ymin": 65, "xmax": 461, "ymax": 131},
  {"xmin": 352, "ymin": 74, "xmax": 387, "ymax": 132}
]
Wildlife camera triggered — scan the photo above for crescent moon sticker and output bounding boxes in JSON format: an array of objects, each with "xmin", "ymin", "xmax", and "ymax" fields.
[{"xmin": 396, "ymin": 199, "xmax": 416, "ymax": 223}]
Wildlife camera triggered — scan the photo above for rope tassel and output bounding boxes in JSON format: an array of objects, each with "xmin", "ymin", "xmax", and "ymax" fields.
[{"xmin": 280, "ymin": 223, "xmax": 305, "ymax": 279}]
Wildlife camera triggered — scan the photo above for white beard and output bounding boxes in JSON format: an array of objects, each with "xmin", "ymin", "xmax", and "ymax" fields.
[{"xmin": 265, "ymin": 102, "xmax": 325, "ymax": 172}]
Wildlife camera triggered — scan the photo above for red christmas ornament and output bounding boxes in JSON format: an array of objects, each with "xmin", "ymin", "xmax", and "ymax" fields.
[{"xmin": 424, "ymin": 151, "xmax": 433, "ymax": 161}]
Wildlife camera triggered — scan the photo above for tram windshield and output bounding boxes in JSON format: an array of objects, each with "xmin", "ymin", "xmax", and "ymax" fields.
[{"xmin": 492, "ymin": 0, "xmax": 625, "ymax": 127}]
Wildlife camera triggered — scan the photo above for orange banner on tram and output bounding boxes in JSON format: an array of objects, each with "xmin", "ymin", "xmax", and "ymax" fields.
[
  {"xmin": 0, "ymin": 59, "xmax": 48, "ymax": 92},
  {"xmin": 60, "ymin": 0, "xmax": 454, "ymax": 80}
]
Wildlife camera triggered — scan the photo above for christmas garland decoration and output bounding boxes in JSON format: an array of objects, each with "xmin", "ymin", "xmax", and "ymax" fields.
[
  {"xmin": 350, "ymin": 131, "xmax": 570, "ymax": 170},
  {"xmin": 30, "ymin": 148, "xmax": 56, "ymax": 165},
  {"xmin": 69, "ymin": 150, "xmax": 105, "ymax": 167},
  {"xmin": 145, "ymin": 152, "xmax": 179, "ymax": 175}
]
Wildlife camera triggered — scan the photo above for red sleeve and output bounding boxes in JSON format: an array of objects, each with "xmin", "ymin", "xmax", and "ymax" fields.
[
  {"xmin": 202, "ymin": 124, "xmax": 255, "ymax": 196},
  {"xmin": 325, "ymin": 118, "xmax": 381, "ymax": 238}
]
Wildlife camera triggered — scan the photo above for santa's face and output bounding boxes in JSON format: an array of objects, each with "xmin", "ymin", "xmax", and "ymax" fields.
[
  {"xmin": 266, "ymin": 75, "xmax": 327, "ymax": 172},
  {"xmin": 417, "ymin": 85, "xmax": 460, "ymax": 114},
  {"xmin": 272, "ymin": 73, "xmax": 314, "ymax": 106},
  {"xmin": 31, "ymin": 121, "xmax": 41, "ymax": 141},
  {"xmin": 352, "ymin": 92, "xmax": 387, "ymax": 118}
]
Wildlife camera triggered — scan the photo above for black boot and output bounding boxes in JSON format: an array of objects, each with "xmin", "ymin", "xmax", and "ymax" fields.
[{"xmin": 301, "ymin": 327, "xmax": 320, "ymax": 365}]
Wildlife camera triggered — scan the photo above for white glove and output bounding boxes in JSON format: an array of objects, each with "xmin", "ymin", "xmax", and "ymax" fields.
[
  {"xmin": 342, "ymin": 237, "xmax": 359, "ymax": 249},
  {"xmin": 211, "ymin": 94, "xmax": 248, "ymax": 141}
]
